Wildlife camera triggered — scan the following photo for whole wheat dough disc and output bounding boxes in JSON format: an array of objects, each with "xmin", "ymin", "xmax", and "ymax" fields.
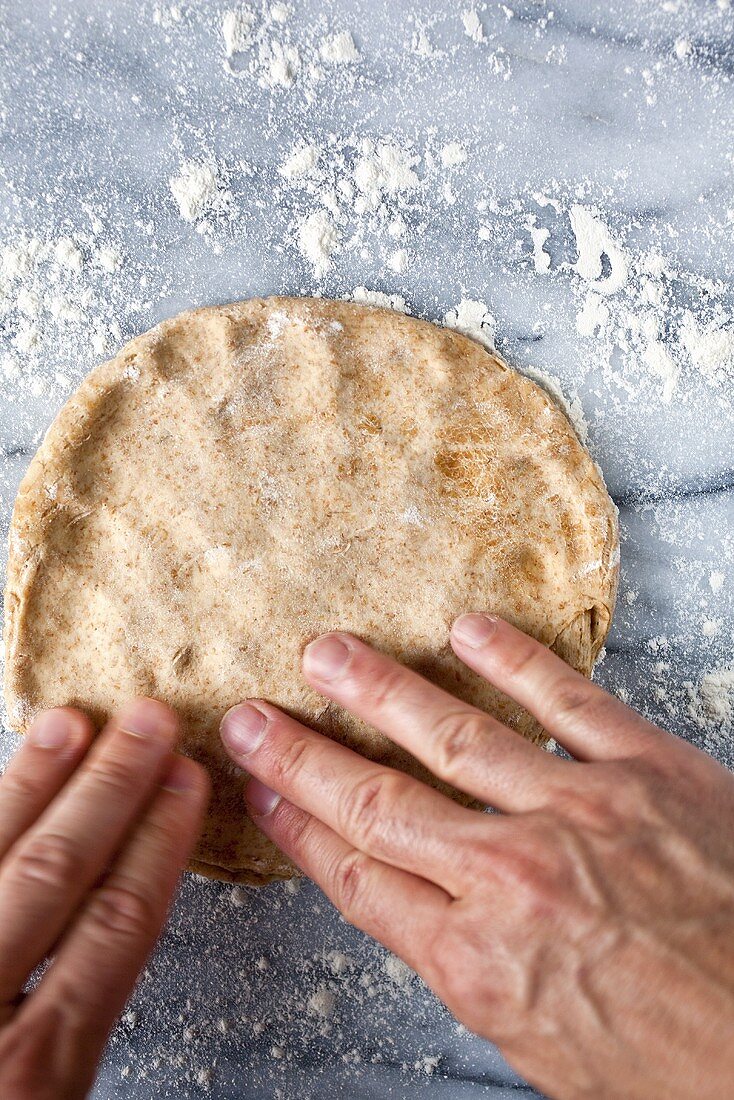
[{"xmin": 4, "ymin": 297, "xmax": 618, "ymax": 883}]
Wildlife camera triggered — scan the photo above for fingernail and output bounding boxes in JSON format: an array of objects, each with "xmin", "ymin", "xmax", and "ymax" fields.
[
  {"xmin": 28, "ymin": 710, "xmax": 74, "ymax": 750},
  {"xmin": 303, "ymin": 634, "xmax": 351, "ymax": 681},
  {"xmin": 452, "ymin": 614, "xmax": 498, "ymax": 649},
  {"xmin": 246, "ymin": 778, "xmax": 281, "ymax": 817},
  {"xmin": 118, "ymin": 699, "xmax": 176, "ymax": 742},
  {"xmin": 220, "ymin": 704, "xmax": 268, "ymax": 757}
]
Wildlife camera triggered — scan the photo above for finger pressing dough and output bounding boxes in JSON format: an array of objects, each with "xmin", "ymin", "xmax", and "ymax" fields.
[{"xmin": 3, "ymin": 297, "xmax": 618, "ymax": 883}]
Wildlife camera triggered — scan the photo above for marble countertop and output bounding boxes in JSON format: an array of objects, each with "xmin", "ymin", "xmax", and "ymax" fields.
[{"xmin": 1, "ymin": 1, "xmax": 733, "ymax": 1097}]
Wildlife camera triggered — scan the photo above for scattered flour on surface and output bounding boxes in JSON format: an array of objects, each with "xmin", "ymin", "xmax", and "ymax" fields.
[
  {"xmin": 320, "ymin": 31, "xmax": 359, "ymax": 64},
  {"xmin": 440, "ymin": 141, "xmax": 467, "ymax": 167},
  {"xmin": 387, "ymin": 248, "xmax": 408, "ymax": 275},
  {"xmin": 258, "ymin": 39, "xmax": 300, "ymax": 88},
  {"xmin": 279, "ymin": 143, "xmax": 319, "ymax": 181},
  {"xmin": 307, "ymin": 986, "xmax": 337, "ymax": 1018},
  {"xmin": 525, "ymin": 214, "xmax": 551, "ymax": 273},
  {"xmin": 569, "ymin": 204, "xmax": 629, "ymax": 294},
  {"xmin": 680, "ymin": 315, "xmax": 734, "ymax": 386},
  {"xmin": 462, "ymin": 9, "xmax": 485, "ymax": 42},
  {"xmin": 350, "ymin": 286, "xmax": 408, "ymax": 313},
  {"xmin": 54, "ymin": 237, "xmax": 83, "ymax": 273},
  {"xmin": 575, "ymin": 291, "xmax": 609, "ymax": 337},
  {"xmin": 221, "ymin": 8, "xmax": 257, "ymax": 57},
  {"xmin": 383, "ymin": 954, "xmax": 415, "ymax": 990},
  {"xmin": 297, "ymin": 210, "xmax": 340, "ymax": 276},
  {"xmin": 443, "ymin": 298, "xmax": 496, "ymax": 350},
  {"xmin": 353, "ymin": 141, "xmax": 420, "ymax": 210},
  {"xmin": 169, "ymin": 161, "xmax": 220, "ymax": 222},
  {"xmin": 687, "ymin": 665, "xmax": 734, "ymax": 730}
]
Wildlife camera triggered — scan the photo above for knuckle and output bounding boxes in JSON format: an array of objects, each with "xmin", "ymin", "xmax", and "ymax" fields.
[
  {"xmin": 548, "ymin": 681, "xmax": 599, "ymax": 726},
  {"xmin": 357, "ymin": 664, "xmax": 406, "ymax": 712},
  {"xmin": 10, "ymin": 832, "xmax": 78, "ymax": 891},
  {"xmin": 277, "ymin": 806, "xmax": 319, "ymax": 853},
  {"xmin": 87, "ymin": 881, "xmax": 156, "ymax": 941},
  {"xmin": 492, "ymin": 829, "xmax": 566, "ymax": 914},
  {"xmin": 340, "ymin": 771, "xmax": 405, "ymax": 847},
  {"xmin": 433, "ymin": 712, "xmax": 488, "ymax": 782},
  {"xmin": 87, "ymin": 754, "xmax": 139, "ymax": 797},
  {"xmin": 599, "ymin": 761, "xmax": 660, "ymax": 822},
  {"xmin": 139, "ymin": 814, "xmax": 178, "ymax": 854},
  {"xmin": 501, "ymin": 640, "xmax": 542, "ymax": 680},
  {"xmin": 330, "ymin": 849, "xmax": 372, "ymax": 920},
  {"xmin": 1, "ymin": 767, "xmax": 44, "ymax": 804},
  {"xmin": 270, "ymin": 734, "xmax": 312, "ymax": 788},
  {"xmin": 554, "ymin": 779, "xmax": 619, "ymax": 833}
]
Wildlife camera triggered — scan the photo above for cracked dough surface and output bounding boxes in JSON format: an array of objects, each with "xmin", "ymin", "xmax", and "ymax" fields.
[{"xmin": 4, "ymin": 297, "xmax": 618, "ymax": 883}]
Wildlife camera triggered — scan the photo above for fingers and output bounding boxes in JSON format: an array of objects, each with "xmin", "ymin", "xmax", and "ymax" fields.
[
  {"xmin": 300, "ymin": 633, "xmax": 569, "ymax": 810},
  {"xmin": 450, "ymin": 615, "xmax": 668, "ymax": 761},
  {"xmin": 220, "ymin": 702, "xmax": 483, "ymax": 896},
  {"xmin": 246, "ymin": 790, "xmax": 451, "ymax": 976},
  {"xmin": 21, "ymin": 755, "xmax": 208, "ymax": 1062},
  {"xmin": 0, "ymin": 698, "xmax": 179, "ymax": 1009},
  {"xmin": 0, "ymin": 709, "xmax": 93, "ymax": 862}
]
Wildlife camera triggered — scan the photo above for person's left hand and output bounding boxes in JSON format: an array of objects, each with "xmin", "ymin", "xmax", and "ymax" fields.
[{"xmin": 0, "ymin": 698, "xmax": 208, "ymax": 1099}]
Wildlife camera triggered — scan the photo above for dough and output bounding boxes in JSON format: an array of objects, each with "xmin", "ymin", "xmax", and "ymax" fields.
[{"xmin": 3, "ymin": 297, "xmax": 618, "ymax": 883}]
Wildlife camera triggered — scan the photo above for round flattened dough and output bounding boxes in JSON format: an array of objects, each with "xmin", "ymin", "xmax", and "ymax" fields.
[{"xmin": 4, "ymin": 297, "xmax": 618, "ymax": 883}]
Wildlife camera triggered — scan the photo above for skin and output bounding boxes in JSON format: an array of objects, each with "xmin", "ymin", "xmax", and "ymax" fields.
[
  {"xmin": 0, "ymin": 699, "xmax": 209, "ymax": 1100},
  {"xmin": 1, "ymin": 617, "xmax": 732, "ymax": 1097},
  {"xmin": 218, "ymin": 615, "xmax": 734, "ymax": 1100}
]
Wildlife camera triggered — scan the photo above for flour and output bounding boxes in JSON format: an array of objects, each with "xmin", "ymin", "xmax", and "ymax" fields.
[
  {"xmin": 351, "ymin": 287, "xmax": 408, "ymax": 313},
  {"xmin": 680, "ymin": 315, "xmax": 734, "ymax": 385},
  {"xmin": 320, "ymin": 32, "xmax": 359, "ymax": 64},
  {"xmin": 575, "ymin": 292, "xmax": 609, "ymax": 338},
  {"xmin": 258, "ymin": 39, "xmax": 300, "ymax": 87},
  {"xmin": 221, "ymin": 8, "xmax": 256, "ymax": 57},
  {"xmin": 383, "ymin": 954, "xmax": 414, "ymax": 990},
  {"xmin": 307, "ymin": 986, "xmax": 336, "ymax": 1018},
  {"xmin": 440, "ymin": 142, "xmax": 467, "ymax": 168},
  {"xmin": 96, "ymin": 246, "xmax": 122, "ymax": 274},
  {"xmin": 569, "ymin": 205, "xmax": 629, "ymax": 295},
  {"xmin": 387, "ymin": 249, "xmax": 408, "ymax": 275},
  {"xmin": 416, "ymin": 1054, "xmax": 441, "ymax": 1076},
  {"xmin": 279, "ymin": 143, "xmax": 319, "ymax": 181},
  {"xmin": 2, "ymin": 237, "xmax": 41, "ymax": 279},
  {"xmin": 297, "ymin": 210, "xmax": 340, "ymax": 276},
  {"xmin": 525, "ymin": 215, "xmax": 550, "ymax": 274},
  {"xmin": 54, "ymin": 237, "xmax": 83, "ymax": 273},
  {"xmin": 461, "ymin": 10, "xmax": 485, "ymax": 43},
  {"xmin": 353, "ymin": 141, "xmax": 420, "ymax": 210},
  {"xmin": 687, "ymin": 665, "xmax": 734, "ymax": 729},
  {"xmin": 643, "ymin": 337, "xmax": 679, "ymax": 403},
  {"xmin": 443, "ymin": 299, "xmax": 496, "ymax": 350},
  {"xmin": 701, "ymin": 619, "xmax": 721, "ymax": 639},
  {"xmin": 710, "ymin": 572, "xmax": 725, "ymax": 594},
  {"xmin": 153, "ymin": 4, "xmax": 182, "ymax": 28},
  {"xmin": 169, "ymin": 161, "xmax": 219, "ymax": 222},
  {"xmin": 411, "ymin": 24, "xmax": 435, "ymax": 57}
]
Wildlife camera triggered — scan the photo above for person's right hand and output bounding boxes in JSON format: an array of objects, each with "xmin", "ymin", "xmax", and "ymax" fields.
[
  {"xmin": 220, "ymin": 615, "xmax": 734, "ymax": 1100},
  {"xmin": 0, "ymin": 698, "xmax": 208, "ymax": 1100}
]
